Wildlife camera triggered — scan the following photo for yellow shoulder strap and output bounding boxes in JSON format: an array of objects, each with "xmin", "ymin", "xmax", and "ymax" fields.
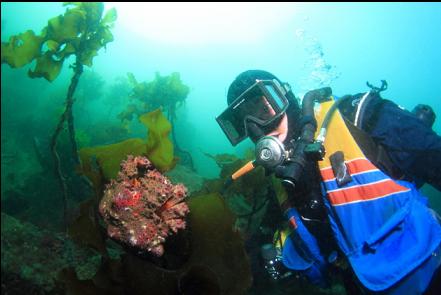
[{"xmin": 314, "ymin": 99, "xmax": 365, "ymax": 169}]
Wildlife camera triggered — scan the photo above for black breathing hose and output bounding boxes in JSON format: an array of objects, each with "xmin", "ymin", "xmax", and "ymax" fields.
[{"xmin": 276, "ymin": 87, "xmax": 332, "ymax": 190}]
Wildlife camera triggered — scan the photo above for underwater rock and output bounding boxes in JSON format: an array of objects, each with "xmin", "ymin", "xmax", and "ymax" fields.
[
  {"xmin": 99, "ymin": 155, "xmax": 190, "ymax": 257},
  {"xmin": 1, "ymin": 213, "xmax": 102, "ymax": 293}
]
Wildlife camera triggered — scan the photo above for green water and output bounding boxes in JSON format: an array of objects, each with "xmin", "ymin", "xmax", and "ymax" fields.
[{"xmin": 2, "ymin": 2, "xmax": 440, "ymax": 294}]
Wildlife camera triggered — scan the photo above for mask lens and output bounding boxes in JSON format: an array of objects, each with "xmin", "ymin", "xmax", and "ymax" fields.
[
  {"xmin": 265, "ymin": 84, "xmax": 286, "ymax": 110},
  {"xmin": 245, "ymin": 95, "xmax": 276, "ymax": 121}
]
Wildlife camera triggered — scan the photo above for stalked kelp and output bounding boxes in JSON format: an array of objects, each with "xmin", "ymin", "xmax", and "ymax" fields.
[
  {"xmin": 120, "ymin": 72, "xmax": 195, "ymax": 170},
  {"xmin": 1, "ymin": 2, "xmax": 117, "ymax": 231},
  {"xmin": 126, "ymin": 72, "xmax": 188, "ymax": 122},
  {"xmin": 76, "ymin": 108, "xmax": 178, "ymax": 250},
  {"xmin": 67, "ymin": 111, "xmax": 252, "ymax": 294}
]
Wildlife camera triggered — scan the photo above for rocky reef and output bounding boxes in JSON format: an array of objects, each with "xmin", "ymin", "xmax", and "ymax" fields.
[{"xmin": 99, "ymin": 155, "xmax": 189, "ymax": 257}]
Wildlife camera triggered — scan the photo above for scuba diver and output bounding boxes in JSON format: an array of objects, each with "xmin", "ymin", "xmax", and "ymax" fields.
[{"xmin": 215, "ymin": 70, "xmax": 441, "ymax": 294}]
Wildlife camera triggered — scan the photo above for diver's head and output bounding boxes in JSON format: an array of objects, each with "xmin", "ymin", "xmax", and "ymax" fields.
[
  {"xmin": 412, "ymin": 104, "xmax": 436, "ymax": 128},
  {"xmin": 216, "ymin": 70, "xmax": 300, "ymax": 146}
]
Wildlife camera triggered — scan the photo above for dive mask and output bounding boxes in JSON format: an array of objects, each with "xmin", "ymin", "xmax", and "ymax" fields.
[{"xmin": 216, "ymin": 79, "xmax": 290, "ymax": 146}]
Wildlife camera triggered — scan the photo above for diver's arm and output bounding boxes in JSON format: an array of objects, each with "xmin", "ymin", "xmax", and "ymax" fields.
[{"xmin": 367, "ymin": 100, "xmax": 441, "ymax": 191}]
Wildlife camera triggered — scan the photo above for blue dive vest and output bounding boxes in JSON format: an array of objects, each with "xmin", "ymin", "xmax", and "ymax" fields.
[{"xmin": 280, "ymin": 99, "xmax": 441, "ymax": 293}]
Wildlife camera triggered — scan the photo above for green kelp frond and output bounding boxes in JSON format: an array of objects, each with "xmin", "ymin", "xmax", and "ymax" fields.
[
  {"xmin": 1, "ymin": 2, "xmax": 117, "ymax": 82},
  {"xmin": 28, "ymin": 51, "xmax": 64, "ymax": 81},
  {"xmin": 1, "ymin": 30, "xmax": 44, "ymax": 68},
  {"xmin": 139, "ymin": 108, "xmax": 178, "ymax": 172},
  {"xmin": 145, "ymin": 72, "xmax": 189, "ymax": 112}
]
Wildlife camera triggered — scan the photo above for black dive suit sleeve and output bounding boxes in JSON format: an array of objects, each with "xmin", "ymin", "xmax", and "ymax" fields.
[{"xmin": 367, "ymin": 100, "xmax": 441, "ymax": 191}]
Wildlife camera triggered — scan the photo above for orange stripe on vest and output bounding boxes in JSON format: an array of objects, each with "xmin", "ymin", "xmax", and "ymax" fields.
[
  {"xmin": 327, "ymin": 179, "xmax": 410, "ymax": 206},
  {"xmin": 320, "ymin": 158, "xmax": 378, "ymax": 181}
]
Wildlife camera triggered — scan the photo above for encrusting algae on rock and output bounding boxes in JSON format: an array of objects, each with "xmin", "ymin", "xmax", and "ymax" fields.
[{"xmin": 99, "ymin": 155, "xmax": 189, "ymax": 257}]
